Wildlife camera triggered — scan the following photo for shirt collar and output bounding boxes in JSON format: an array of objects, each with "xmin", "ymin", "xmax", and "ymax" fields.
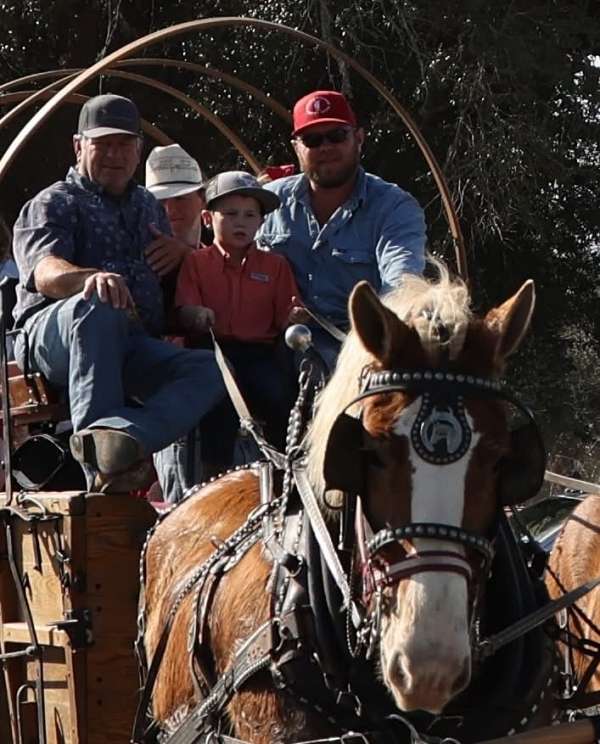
[
  {"xmin": 66, "ymin": 166, "xmax": 137, "ymax": 200},
  {"xmin": 350, "ymin": 166, "xmax": 367, "ymax": 209},
  {"xmin": 211, "ymin": 241, "xmax": 257, "ymax": 269},
  {"xmin": 292, "ymin": 166, "xmax": 367, "ymax": 211}
]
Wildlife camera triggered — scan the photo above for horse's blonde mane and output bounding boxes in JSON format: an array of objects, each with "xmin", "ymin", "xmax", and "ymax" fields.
[{"xmin": 306, "ymin": 259, "xmax": 472, "ymax": 496}]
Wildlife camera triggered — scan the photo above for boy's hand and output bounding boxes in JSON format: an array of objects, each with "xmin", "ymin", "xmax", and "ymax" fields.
[
  {"xmin": 287, "ymin": 301, "xmax": 310, "ymax": 325},
  {"xmin": 193, "ymin": 306, "xmax": 216, "ymax": 332},
  {"xmin": 145, "ymin": 223, "xmax": 192, "ymax": 277},
  {"xmin": 180, "ymin": 305, "xmax": 216, "ymax": 335}
]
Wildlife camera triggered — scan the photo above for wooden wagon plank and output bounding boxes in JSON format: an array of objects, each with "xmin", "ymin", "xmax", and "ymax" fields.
[{"xmin": 84, "ymin": 493, "xmax": 156, "ymax": 744}]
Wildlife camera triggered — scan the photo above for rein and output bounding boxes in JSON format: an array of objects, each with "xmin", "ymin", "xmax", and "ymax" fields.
[{"xmin": 210, "ymin": 329, "xmax": 286, "ymax": 469}]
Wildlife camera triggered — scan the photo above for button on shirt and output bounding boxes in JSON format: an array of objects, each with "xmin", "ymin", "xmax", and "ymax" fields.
[
  {"xmin": 12, "ymin": 167, "xmax": 170, "ymax": 335},
  {"xmin": 176, "ymin": 243, "xmax": 301, "ymax": 344},
  {"xmin": 257, "ymin": 167, "xmax": 426, "ymax": 328}
]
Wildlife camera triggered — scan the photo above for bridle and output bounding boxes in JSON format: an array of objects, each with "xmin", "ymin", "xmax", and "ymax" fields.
[
  {"xmin": 323, "ymin": 366, "xmax": 545, "ymax": 620},
  {"xmin": 359, "ymin": 517, "xmax": 496, "ymax": 606}
]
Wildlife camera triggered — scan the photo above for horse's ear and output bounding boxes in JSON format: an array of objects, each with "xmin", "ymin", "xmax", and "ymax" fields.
[
  {"xmin": 484, "ymin": 280, "xmax": 535, "ymax": 360},
  {"xmin": 349, "ymin": 281, "xmax": 412, "ymax": 366}
]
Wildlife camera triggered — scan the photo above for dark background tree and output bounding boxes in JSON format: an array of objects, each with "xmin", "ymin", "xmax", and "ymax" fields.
[{"xmin": 1, "ymin": 0, "xmax": 599, "ymax": 477}]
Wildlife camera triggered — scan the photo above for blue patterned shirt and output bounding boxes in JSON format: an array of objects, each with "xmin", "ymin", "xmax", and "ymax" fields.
[
  {"xmin": 257, "ymin": 167, "xmax": 426, "ymax": 327},
  {"xmin": 12, "ymin": 167, "xmax": 171, "ymax": 335}
]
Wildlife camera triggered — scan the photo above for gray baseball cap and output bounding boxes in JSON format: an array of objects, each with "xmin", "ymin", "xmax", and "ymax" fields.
[
  {"xmin": 205, "ymin": 171, "xmax": 280, "ymax": 214},
  {"xmin": 78, "ymin": 94, "xmax": 142, "ymax": 138}
]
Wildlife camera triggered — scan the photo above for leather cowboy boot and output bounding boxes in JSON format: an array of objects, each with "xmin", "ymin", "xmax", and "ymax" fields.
[{"xmin": 70, "ymin": 428, "xmax": 152, "ymax": 493}]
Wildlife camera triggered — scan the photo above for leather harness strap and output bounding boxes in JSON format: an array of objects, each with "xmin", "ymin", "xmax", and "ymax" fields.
[
  {"xmin": 210, "ymin": 330, "xmax": 286, "ymax": 469},
  {"xmin": 292, "ymin": 462, "xmax": 356, "ymax": 620},
  {"xmin": 302, "ymin": 306, "xmax": 348, "ymax": 344},
  {"xmin": 163, "ymin": 619, "xmax": 276, "ymax": 744},
  {"xmin": 164, "ymin": 729, "xmax": 425, "ymax": 744},
  {"xmin": 478, "ymin": 575, "xmax": 600, "ymax": 660},
  {"xmin": 131, "ymin": 506, "xmax": 266, "ymax": 744}
]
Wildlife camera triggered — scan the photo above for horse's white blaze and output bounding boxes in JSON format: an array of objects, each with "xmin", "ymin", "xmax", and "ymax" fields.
[{"xmin": 382, "ymin": 398, "xmax": 481, "ymax": 713}]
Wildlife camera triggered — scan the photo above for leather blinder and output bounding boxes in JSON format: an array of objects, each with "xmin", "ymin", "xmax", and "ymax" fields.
[
  {"xmin": 323, "ymin": 413, "xmax": 365, "ymax": 495},
  {"xmin": 497, "ymin": 421, "xmax": 546, "ymax": 506}
]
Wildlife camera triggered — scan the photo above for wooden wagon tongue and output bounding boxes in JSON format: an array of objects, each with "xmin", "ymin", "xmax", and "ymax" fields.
[{"xmin": 478, "ymin": 716, "xmax": 600, "ymax": 744}]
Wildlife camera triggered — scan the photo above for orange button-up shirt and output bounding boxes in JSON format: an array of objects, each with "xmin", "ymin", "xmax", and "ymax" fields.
[{"xmin": 176, "ymin": 243, "xmax": 302, "ymax": 343}]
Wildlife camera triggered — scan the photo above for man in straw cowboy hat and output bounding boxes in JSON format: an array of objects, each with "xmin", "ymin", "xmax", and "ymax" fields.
[
  {"xmin": 11, "ymin": 93, "xmax": 225, "ymax": 494},
  {"xmin": 146, "ymin": 143, "xmax": 209, "ymax": 252},
  {"xmin": 145, "ymin": 143, "xmax": 209, "ymax": 501},
  {"xmin": 259, "ymin": 90, "xmax": 426, "ymax": 368}
]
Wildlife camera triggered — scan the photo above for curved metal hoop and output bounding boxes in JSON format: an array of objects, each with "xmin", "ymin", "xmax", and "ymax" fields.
[
  {"xmin": 0, "ymin": 71, "xmax": 262, "ymax": 173},
  {"xmin": 0, "ymin": 58, "xmax": 292, "ymax": 123},
  {"xmin": 0, "ymin": 90, "xmax": 172, "ymax": 145},
  {"xmin": 0, "ymin": 16, "xmax": 466, "ymax": 278}
]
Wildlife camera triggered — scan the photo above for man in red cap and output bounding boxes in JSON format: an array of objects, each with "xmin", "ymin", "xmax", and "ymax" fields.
[{"xmin": 258, "ymin": 90, "xmax": 426, "ymax": 368}]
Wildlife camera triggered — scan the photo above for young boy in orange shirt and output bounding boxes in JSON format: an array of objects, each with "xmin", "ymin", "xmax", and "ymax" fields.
[{"xmin": 176, "ymin": 171, "xmax": 304, "ymax": 471}]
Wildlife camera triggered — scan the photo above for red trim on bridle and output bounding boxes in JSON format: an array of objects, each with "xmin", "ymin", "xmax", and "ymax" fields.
[{"xmin": 355, "ymin": 497, "xmax": 491, "ymax": 607}]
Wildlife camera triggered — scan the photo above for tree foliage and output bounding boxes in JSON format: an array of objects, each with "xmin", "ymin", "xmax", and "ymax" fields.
[{"xmin": 1, "ymin": 0, "xmax": 600, "ymax": 475}]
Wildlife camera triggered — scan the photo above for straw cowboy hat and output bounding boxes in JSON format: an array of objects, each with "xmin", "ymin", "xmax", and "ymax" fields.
[{"xmin": 145, "ymin": 144, "xmax": 205, "ymax": 200}]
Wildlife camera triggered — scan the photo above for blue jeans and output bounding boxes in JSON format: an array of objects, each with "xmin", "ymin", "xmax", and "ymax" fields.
[
  {"xmin": 14, "ymin": 293, "xmax": 225, "ymax": 457},
  {"xmin": 152, "ymin": 428, "xmax": 204, "ymax": 504}
]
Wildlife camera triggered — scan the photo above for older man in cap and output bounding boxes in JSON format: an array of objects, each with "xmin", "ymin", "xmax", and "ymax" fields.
[
  {"xmin": 12, "ymin": 93, "xmax": 224, "ymax": 492},
  {"xmin": 259, "ymin": 90, "xmax": 426, "ymax": 368}
]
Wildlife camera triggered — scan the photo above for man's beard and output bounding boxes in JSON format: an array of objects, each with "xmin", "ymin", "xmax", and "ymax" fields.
[{"xmin": 306, "ymin": 152, "xmax": 360, "ymax": 188}]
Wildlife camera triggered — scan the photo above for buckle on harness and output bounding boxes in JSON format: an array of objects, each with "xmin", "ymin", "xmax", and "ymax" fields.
[{"xmin": 336, "ymin": 689, "xmax": 362, "ymax": 717}]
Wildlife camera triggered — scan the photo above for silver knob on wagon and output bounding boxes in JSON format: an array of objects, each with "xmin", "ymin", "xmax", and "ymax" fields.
[{"xmin": 285, "ymin": 324, "xmax": 312, "ymax": 352}]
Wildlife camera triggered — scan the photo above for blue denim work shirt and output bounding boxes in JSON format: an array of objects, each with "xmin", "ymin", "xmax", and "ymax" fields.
[
  {"xmin": 12, "ymin": 167, "xmax": 170, "ymax": 335},
  {"xmin": 257, "ymin": 168, "xmax": 426, "ymax": 328}
]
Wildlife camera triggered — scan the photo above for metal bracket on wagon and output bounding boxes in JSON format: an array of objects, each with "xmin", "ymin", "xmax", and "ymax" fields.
[{"xmin": 48, "ymin": 608, "xmax": 93, "ymax": 649}]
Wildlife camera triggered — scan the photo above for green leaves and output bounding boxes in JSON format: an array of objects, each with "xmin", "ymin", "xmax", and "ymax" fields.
[{"xmin": 0, "ymin": 0, "xmax": 599, "ymax": 468}]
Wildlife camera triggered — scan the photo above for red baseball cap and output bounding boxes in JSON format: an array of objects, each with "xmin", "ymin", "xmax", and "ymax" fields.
[{"xmin": 292, "ymin": 90, "xmax": 357, "ymax": 135}]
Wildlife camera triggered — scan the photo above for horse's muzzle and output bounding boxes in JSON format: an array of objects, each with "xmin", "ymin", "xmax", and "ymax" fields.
[{"xmin": 386, "ymin": 649, "xmax": 471, "ymax": 714}]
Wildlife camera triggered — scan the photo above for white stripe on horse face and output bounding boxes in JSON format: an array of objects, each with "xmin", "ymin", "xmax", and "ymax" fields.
[
  {"xmin": 392, "ymin": 397, "xmax": 480, "ymax": 527},
  {"xmin": 382, "ymin": 397, "xmax": 481, "ymax": 712}
]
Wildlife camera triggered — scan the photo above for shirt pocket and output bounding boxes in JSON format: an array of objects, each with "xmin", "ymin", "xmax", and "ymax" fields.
[
  {"xmin": 259, "ymin": 233, "xmax": 291, "ymax": 251},
  {"xmin": 331, "ymin": 247, "xmax": 375, "ymax": 265}
]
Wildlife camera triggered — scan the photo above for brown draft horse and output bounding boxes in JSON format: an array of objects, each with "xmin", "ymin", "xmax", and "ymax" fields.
[
  {"xmin": 141, "ymin": 266, "xmax": 539, "ymax": 742},
  {"xmin": 547, "ymin": 495, "xmax": 600, "ymax": 696}
]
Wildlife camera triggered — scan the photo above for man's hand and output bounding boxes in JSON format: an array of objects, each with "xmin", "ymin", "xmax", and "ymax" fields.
[
  {"xmin": 82, "ymin": 271, "xmax": 134, "ymax": 309},
  {"xmin": 179, "ymin": 305, "xmax": 216, "ymax": 336},
  {"xmin": 145, "ymin": 223, "xmax": 192, "ymax": 277}
]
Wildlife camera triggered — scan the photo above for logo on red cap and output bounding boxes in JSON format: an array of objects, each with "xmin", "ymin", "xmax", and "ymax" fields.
[
  {"xmin": 292, "ymin": 90, "xmax": 357, "ymax": 135},
  {"xmin": 306, "ymin": 96, "xmax": 332, "ymax": 115}
]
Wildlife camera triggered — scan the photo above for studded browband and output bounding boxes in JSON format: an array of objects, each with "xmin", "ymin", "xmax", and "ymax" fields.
[
  {"xmin": 349, "ymin": 367, "xmax": 525, "ymax": 469},
  {"xmin": 356, "ymin": 369, "xmax": 506, "ymax": 400}
]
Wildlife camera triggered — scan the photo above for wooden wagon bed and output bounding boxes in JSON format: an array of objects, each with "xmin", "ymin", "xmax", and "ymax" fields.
[{"xmin": 0, "ymin": 491, "xmax": 156, "ymax": 743}]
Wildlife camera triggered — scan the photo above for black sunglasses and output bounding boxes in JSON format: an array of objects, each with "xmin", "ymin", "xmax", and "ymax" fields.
[{"xmin": 295, "ymin": 126, "xmax": 353, "ymax": 149}]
